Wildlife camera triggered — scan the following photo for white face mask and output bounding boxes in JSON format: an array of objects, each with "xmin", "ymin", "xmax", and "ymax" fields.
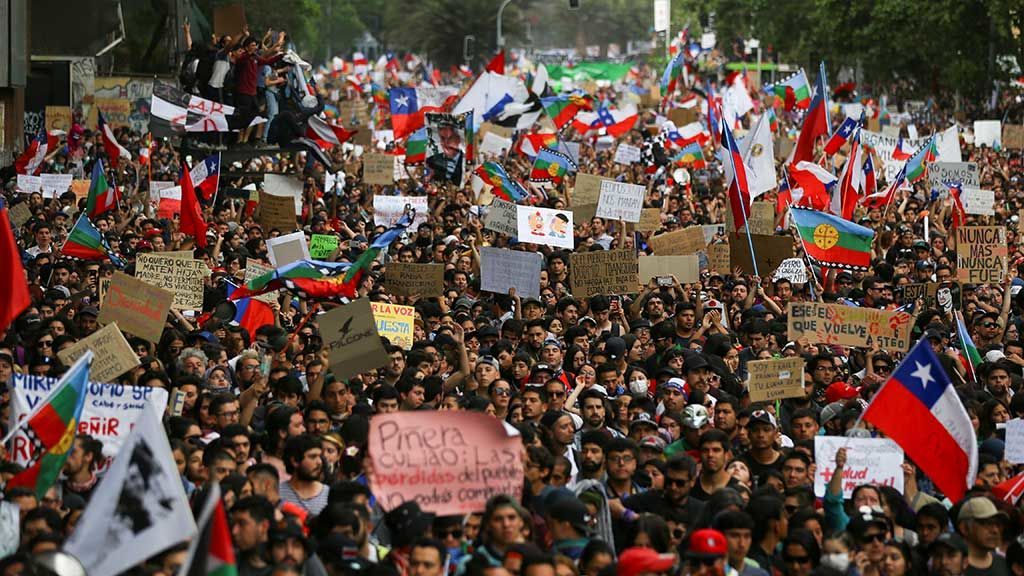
[
  {"xmin": 629, "ymin": 377, "xmax": 648, "ymax": 395},
  {"xmin": 821, "ymin": 553, "xmax": 849, "ymax": 572}
]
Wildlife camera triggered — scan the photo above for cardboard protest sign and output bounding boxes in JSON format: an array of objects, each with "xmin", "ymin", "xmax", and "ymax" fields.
[
  {"xmin": 898, "ymin": 282, "xmax": 961, "ymax": 313},
  {"xmin": 99, "ymin": 272, "xmax": 173, "ymax": 343},
  {"xmin": 570, "ymin": 250, "xmax": 639, "ymax": 298},
  {"xmin": 597, "ymin": 180, "xmax": 645, "ymax": 223},
  {"xmin": 814, "ymin": 436, "xmax": 903, "ymax": 498},
  {"xmin": 516, "ymin": 206, "xmax": 574, "ymax": 250},
  {"xmin": 1004, "ymin": 125, "xmax": 1024, "ymax": 149},
  {"xmin": 726, "ymin": 202, "xmax": 775, "ymax": 236},
  {"xmin": 57, "ymin": 323, "xmax": 140, "ymax": 383},
  {"xmin": 368, "ymin": 410, "xmax": 524, "ymax": 514},
  {"xmin": 638, "ymin": 255, "xmax": 699, "ymax": 284},
  {"xmin": 258, "ymin": 189, "xmax": 298, "ymax": 233},
  {"xmin": 309, "ymin": 234, "xmax": 339, "ymax": 259},
  {"xmin": 266, "ymin": 231, "xmax": 310, "ymax": 268},
  {"xmin": 364, "ymin": 153, "xmax": 396, "ymax": 186},
  {"xmin": 87, "ymin": 99, "xmax": 131, "ymax": 129},
  {"xmin": 8, "ymin": 375, "xmax": 168, "ymax": 473},
  {"xmin": 649, "ymin": 227, "xmax": 706, "ymax": 255},
  {"xmin": 773, "ymin": 258, "xmax": 808, "ymax": 284},
  {"xmin": 480, "ymin": 247, "xmax": 543, "ymax": 299},
  {"xmin": 638, "ymin": 208, "xmax": 662, "ymax": 232},
  {"xmin": 385, "ymin": 263, "xmax": 445, "ymax": 297},
  {"xmin": 613, "ymin": 144, "xmax": 641, "ymax": 165},
  {"xmin": 8, "ymin": 202, "xmax": 32, "ymax": 229},
  {"xmin": 213, "ymin": 2, "xmax": 247, "ymax": 39},
  {"xmin": 245, "ymin": 261, "xmax": 280, "ymax": 304},
  {"xmin": 264, "ymin": 174, "xmax": 303, "ymax": 214},
  {"xmin": 70, "ymin": 179, "xmax": 91, "ymax": 201},
  {"xmin": 927, "ymin": 162, "xmax": 979, "ymax": 190},
  {"xmin": 373, "ymin": 195, "xmax": 429, "ymax": 228},
  {"xmin": 483, "ymin": 198, "xmax": 519, "ymax": 237},
  {"xmin": 425, "ymin": 112, "xmax": 470, "ymax": 186},
  {"xmin": 730, "ymin": 233, "xmax": 794, "ymax": 276},
  {"xmin": 747, "ymin": 357, "xmax": 805, "ymax": 403},
  {"xmin": 371, "ymin": 302, "xmax": 415, "ymax": 350},
  {"xmin": 40, "ymin": 173, "xmax": 73, "ymax": 197},
  {"xmin": 974, "ymin": 120, "xmax": 1002, "ymax": 148},
  {"xmin": 961, "ymin": 188, "xmax": 995, "ymax": 216},
  {"xmin": 321, "ymin": 299, "xmax": 390, "ymax": 381},
  {"xmin": 668, "ymin": 108, "xmax": 700, "ymax": 127},
  {"xmin": 706, "ymin": 243, "xmax": 730, "ymax": 273},
  {"xmin": 787, "ymin": 302, "xmax": 914, "ymax": 350},
  {"xmin": 573, "ymin": 173, "xmax": 608, "ymax": 206},
  {"xmin": 135, "ymin": 253, "xmax": 206, "ymax": 310},
  {"xmin": 16, "ymin": 174, "xmax": 41, "ymax": 194},
  {"xmin": 956, "ymin": 226, "xmax": 1007, "ymax": 284},
  {"xmin": 45, "ymin": 106, "xmax": 72, "ymax": 132}
]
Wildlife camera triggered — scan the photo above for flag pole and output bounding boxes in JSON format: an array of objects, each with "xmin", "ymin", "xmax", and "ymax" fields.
[{"xmin": 722, "ymin": 115, "xmax": 759, "ymax": 277}]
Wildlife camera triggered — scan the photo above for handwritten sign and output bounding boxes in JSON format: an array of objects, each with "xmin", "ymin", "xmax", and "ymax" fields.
[
  {"xmin": 136, "ymin": 253, "xmax": 206, "ymax": 310},
  {"xmin": 99, "ymin": 272, "xmax": 173, "ymax": 343},
  {"xmin": 613, "ymin": 144, "xmax": 641, "ymax": 165},
  {"xmin": 570, "ymin": 249, "xmax": 639, "ymax": 298},
  {"xmin": 814, "ymin": 436, "xmax": 903, "ymax": 498},
  {"xmin": 258, "ymin": 189, "xmax": 298, "ymax": 233},
  {"xmin": 638, "ymin": 208, "xmax": 661, "ymax": 232},
  {"xmin": 787, "ymin": 302, "xmax": 914, "ymax": 351},
  {"xmin": 928, "ymin": 162, "xmax": 979, "ymax": 190},
  {"xmin": 597, "ymin": 180, "xmax": 645, "ymax": 223},
  {"xmin": 650, "ymin": 227, "xmax": 706, "ymax": 255},
  {"xmin": 773, "ymin": 258, "xmax": 808, "ymax": 284},
  {"xmin": 9, "ymin": 375, "xmax": 168, "ymax": 473},
  {"xmin": 371, "ymin": 302, "xmax": 415, "ymax": 350},
  {"xmin": 309, "ymin": 234, "xmax": 339, "ymax": 259},
  {"xmin": 45, "ymin": 106, "xmax": 73, "ymax": 132},
  {"xmin": 16, "ymin": 174, "xmax": 41, "ymax": 194},
  {"xmin": 706, "ymin": 243, "xmax": 730, "ymax": 273},
  {"xmin": 483, "ymin": 198, "xmax": 519, "ymax": 237},
  {"xmin": 321, "ymin": 299, "xmax": 389, "ymax": 381},
  {"xmin": 726, "ymin": 202, "xmax": 775, "ymax": 236},
  {"xmin": 364, "ymin": 153, "xmax": 396, "ymax": 186},
  {"xmin": 956, "ymin": 226, "xmax": 1007, "ymax": 284},
  {"xmin": 57, "ymin": 323, "xmax": 140, "ymax": 384},
  {"xmin": 40, "ymin": 173, "xmax": 73, "ymax": 197},
  {"xmin": 638, "ymin": 255, "xmax": 699, "ymax": 284},
  {"xmin": 368, "ymin": 411, "xmax": 524, "ymax": 514},
  {"xmin": 245, "ymin": 261, "xmax": 280, "ymax": 304},
  {"xmin": 9, "ymin": 202, "xmax": 32, "ymax": 229},
  {"xmin": 730, "ymin": 233, "xmax": 794, "ymax": 276},
  {"xmin": 573, "ymin": 173, "xmax": 608, "ymax": 206},
  {"xmin": 961, "ymin": 188, "xmax": 995, "ymax": 216},
  {"xmin": 1003, "ymin": 125, "xmax": 1024, "ymax": 150},
  {"xmin": 747, "ymin": 357, "xmax": 805, "ymax": 403},
  {"xmin": 480, "ymin": 247, "xmax": 543, "ymax": 299},
  {"xmin": 385, "ymin": 263, "xmax": 444, "ymax": 297}
]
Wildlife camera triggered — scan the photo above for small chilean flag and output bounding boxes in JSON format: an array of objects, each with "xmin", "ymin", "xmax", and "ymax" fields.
[
  {"xmin": 721, "ymin": 119, "xmax": 752, "ymax": 231},
  {"xmin": 824, "ymin": 117, "xmax": 859, "ymax": 155},
  {"xmin": 892, "ymin": 137, "xmax": 913, "ymax": 160},
  {"xmin": 189, "ymin": 153, "xmax": 221, "ymax": 203},
  {"xmin": 98, "ymin": 111, "xmax": 131, "ymax": 169},
  {"xmin": 863, "ymin": 338, "xmax": 978, "ymax": 502}
]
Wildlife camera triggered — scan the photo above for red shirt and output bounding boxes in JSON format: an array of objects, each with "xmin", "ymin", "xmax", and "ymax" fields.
[{"xmin": 234, "ymin": 51, "xmax": 283, "ymax": 97}]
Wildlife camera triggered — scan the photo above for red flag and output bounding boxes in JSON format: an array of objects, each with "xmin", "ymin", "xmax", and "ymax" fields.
[
  {"xmin": 993, "ymin": 472, "xmax": 1024, "ymax": 505},
  {"xmin": 486, "ymin": 50, "xmax": 505, "ymax": 75},
  {"xmin": 179, "ymin": 165, "xmax": 208, "ymax": 248},
  {"xmin": 793, "ymin": 72, "xmax": 830, "ymax": 164},
  {"xmin": 0, "ymin": 200, "xmax": 31, "ymax": 335}
]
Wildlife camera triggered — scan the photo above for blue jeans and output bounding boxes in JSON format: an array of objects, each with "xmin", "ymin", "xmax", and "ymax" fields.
[{"xmin": 263, "ymin": 90, "xmax": 279, "ymax": 142}]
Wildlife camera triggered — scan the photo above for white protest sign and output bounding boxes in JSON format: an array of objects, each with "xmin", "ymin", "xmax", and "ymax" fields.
[
  {"xmin": 935, "ymin": 125, "xmax": 962, "ymax": 163},
  {"xmin": 773, "ymin": 258, "xmax": 808, "ymax": 284},
  {"xmin": 40, "ymin": 173, "xmax": 73, "ymax": 197},
  {"xmin": 16, "ymin": 174, "xmax": 42, "ymax": 194},
  {"xmin": 480, "ymin": 131, "xmax": 513, "ymax": 157},
  {"xmin": 266, "ymin": 231, "xmax": 310, "ymax": 267},
  {"xmin": 373, "ymin": 195, "xmax": 429, "ymax": 228},
  {"xmin": 483, "ymin": 198, "xmax": 519, "ymax": 237},
  {"xmin": 480, "ymin": 247, "xmax": 543, "ymax": 299},
  {"xmin": 860, "ymin": 130, "xmax": 928, "ymax": 181},
  {"xmin": 8, "ymin": 374, "xmax": 169, "ymax": 473},
  {"xmin": 814, "ymin": 436, "xmax": 904, "ymax": 498},
  {"xmin": 597, "ymin": 180, "xmax": 645, "ymax": 223},
  {"xmin": 614, "ymin": 144, "xmax": 641, "ymax": 165},
  {"xmin": 928, "ymin": 162, "xmax": 979, "ymax": 191},
  {"xmin": 1005, "ymin": 419, "xmax": 1024, "ymax": 464},
  {"xmin": 702, "ymin": 224, "xmax": 724, "ymax": 245},
  {"xmin": 974, "ymin": 120, "xmax": 1002, "ymax": 148},
  {"xmin": 516, "ymin": 206, "xmax": 574, "ymax": 250},
  {"xmin": 962, "ymin": 188, "xmax": 995, "ymax": 216}
]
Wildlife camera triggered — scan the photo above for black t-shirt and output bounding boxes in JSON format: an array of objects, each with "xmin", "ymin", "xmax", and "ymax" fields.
[
  {"xmin": 741, "ymin": 450, "xmax": 784, "ymax": 489},
  {"xmin": 690, "ymin": 475, "xmax": 745, "ymax": 502},
  {"xmin": 965, "ymin": 554, "xmax": 1009, "ymax": 576}
]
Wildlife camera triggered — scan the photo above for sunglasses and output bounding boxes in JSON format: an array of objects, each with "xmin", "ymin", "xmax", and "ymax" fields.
[
  {"xmin": 873, "ymin": 365, "xmax": 892, "ymax": 373},
  {"xmin": 861, "ymin": 533, "xmax": 886, "ymax": 544},
  {"xmin": 492, "ymin": 388, "xmax": 511, "ymax": 396},
  {"xmin": 440, "ymin": 529, "xmax": 463, "ymax": 539},
  {"xmin": 784, "ymin": 555, "xmax": 811, "ymax": 564},
  {"xmin": 981, "ymin": 322, "xmax": 998, "ymax": 328},
  {"xmin": 665, "ymin": 477, "xmax": 690, "ymax": 487},
  {"xmin": 37, "ymin": 340, "xmax": 53, "ymax": 347}
]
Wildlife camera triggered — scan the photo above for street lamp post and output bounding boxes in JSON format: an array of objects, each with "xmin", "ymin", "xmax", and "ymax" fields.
[{"xmin": 497, "ymin": 0, "xmax": 514, "ymax": 49}]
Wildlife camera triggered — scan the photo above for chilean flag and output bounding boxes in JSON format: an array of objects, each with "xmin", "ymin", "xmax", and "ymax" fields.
[
  {"xmin": 793, "ymin": 63, "xmax": 830, "ymax": 164},
  {"xmin": 189, "ymin": 153, "xmax": 221, "ymax": 203},
  {"xmin": 571, "ymin": 104, "xmax": 638, "ymax": 138},
  {"xmin": 389, "ymin": 87, "xmax": 419, "ymax": 140},
  {"xmin": 721, "ymin": 119, "xmax": 752, "ymax": 231},
  {"xmin": 892, "ymin": 137, "xmax": 913, "ymax": 160},
  {"xmin": 14, "ymin": 126, "xmax": 50, "ymax": 176},
  {"xmin": 788, "ymin": 161, "xmax": 837, "ymax": 211},
  {"xmin": 863, "ymin": 153, "xmax": 877, "ymax": 195},
  {"xmin": 993, "ymin": 472, "xmax": 1024, "ymax": 505},
  {"xmin": 225, "ymin": 282, "xmax": 275, "ymax": 338},
  {"xmin": 98, "ymin": 111, "xmax": 131, "ymax": 169},
  {"xmin": 863, "ymin": 338, "xmax": 978, "ymax": 502},
  {"xmin": 306, "ymin": 115, "xmax": 357, "ymax": 147},
  {"xmin": 824, "ymin": 117, "xmax": 859, "ymax": 156}
]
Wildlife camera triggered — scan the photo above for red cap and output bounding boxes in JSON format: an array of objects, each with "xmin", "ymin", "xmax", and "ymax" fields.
[
  {"xmin": 686, "ymin": 528, "xmax": 727, "ymax": 559},
  {"xmin": 616, "ymin": 547, "xmax": 676, "ymax": 576},
  {"xmin": 825, "ymin": 381, "xmax": 861, "ymax": 404}
]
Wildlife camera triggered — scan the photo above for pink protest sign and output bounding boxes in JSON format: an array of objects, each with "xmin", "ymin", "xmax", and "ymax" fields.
[{"xmin": 368, "ymin": 411, "xmax": 524, "ymax": 515}]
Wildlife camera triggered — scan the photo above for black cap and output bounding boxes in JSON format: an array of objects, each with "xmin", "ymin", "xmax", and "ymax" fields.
[
  {"xmin": 545, "ymin": 495, "xmax": 591, "ymax": 535},
  {"xmin": 384, "ymin": 501, "xmax": 436, "ymax": 549}
]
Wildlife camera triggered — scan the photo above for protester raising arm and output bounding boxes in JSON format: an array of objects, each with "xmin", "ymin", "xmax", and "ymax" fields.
[{"xmin": 824, "ymin": 446, "xmax": 851, "ymax": 533}]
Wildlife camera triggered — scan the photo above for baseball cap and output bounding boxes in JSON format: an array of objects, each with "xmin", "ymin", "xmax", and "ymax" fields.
[
  {"xmin": 639, "ymin": 435, "xmax": 667, "ymax": 453},
  {"xmin": 616, "ymin": 547, "xmax": 676, "ymax": 576},
  {"xmin": 958, "ymin": 497, "xmax": 1007, "ymax": 523},
  {"xmin": 682, "ymin": 404, "xmax": 710, "ymax": 429},
  {"xmin": 746, "ymin": 409, "xmax": 777, "ymax": 429},
  {"xmin": 663, "ymin": 378, "xmax": 686, "ymax": 395},
  {"xmin": 820, "ymin": 401, "xmax": 846, "ymax": 426},
  {"xmin": 847, "ymin": 506, "xmax": 890, "ymax": 540},
  {"xmin": 629, "ymin": 412, "xmax": 659, "ymax": 432},
  {"xmin": 546, "ymin": 495, "xmax": 591, "ymax": 536},
  {"xmin": 825, "ymin": 382, "xmax": 861, "ymax": 404},
  {"xmin": 928, "ymin": 532, "xmax": 967, "ymax": 555},
  {"xmin": 685, "ymin": 528, "xmax": 728, "ymax": 559},
  {"xmin": 476, "ymin": 356, "xmax": 499, "ymax": 371}
]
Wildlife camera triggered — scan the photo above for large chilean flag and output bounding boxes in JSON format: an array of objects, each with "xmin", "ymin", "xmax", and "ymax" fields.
[
  {"xmin": 792, "ymin": 63, "xmax": 830, "ymax": 164},
  {"xmin": 863, "ymin": 338, "xmax": 978, "ymax": 502},
  {"xmin": 721, "ymin": 119, "xmax": 752, "ymax": 231}
]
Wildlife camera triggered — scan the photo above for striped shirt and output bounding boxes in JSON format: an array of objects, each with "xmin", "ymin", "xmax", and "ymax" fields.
[{"xmin": 280, "ymin": 481, "xmax": 330, "ymax": 516}]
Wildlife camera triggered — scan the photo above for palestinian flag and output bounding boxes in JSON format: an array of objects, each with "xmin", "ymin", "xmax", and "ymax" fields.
[
  {"xmin": 7, "ymin": 352, "xmax": 92, "ymax": 498},
  {"xmin": 474, "ymin": 162, "xmax": 527, "ymax": 201},
  {"xmin": 540, "ymin": 94, "xmax": 592, "ymax": 129},
  {"xmin": 530, "ymin": 148, "xmax": 576, "ymax": 184},
  {"xmin": 518, "ymin": 132, "xmax": 558, "ymax": 158},
  {"xmin": 181, "ymin": 484, "xmax": 238, "ymax": 576},
  {"xmin": 61, "ymin": 213, "xmax": 126, "ymax": 267},
  {"xmin": 85, "ymin": 158, "xmax": 120, "ymax": 219},
  {"xmin": 766, "ymin": 68, "xmax": 811, "ymax": 111},
  {"xmin": 790, "ymin": 207, "xmax": 874, "ymax": 271},
  {"xmin": 230, "ymin": 212, "xmax": 413, "ymax": 300},
  {"xmin": 404, "ymin": 128, "xmax": 428, "ymax": 164}
]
